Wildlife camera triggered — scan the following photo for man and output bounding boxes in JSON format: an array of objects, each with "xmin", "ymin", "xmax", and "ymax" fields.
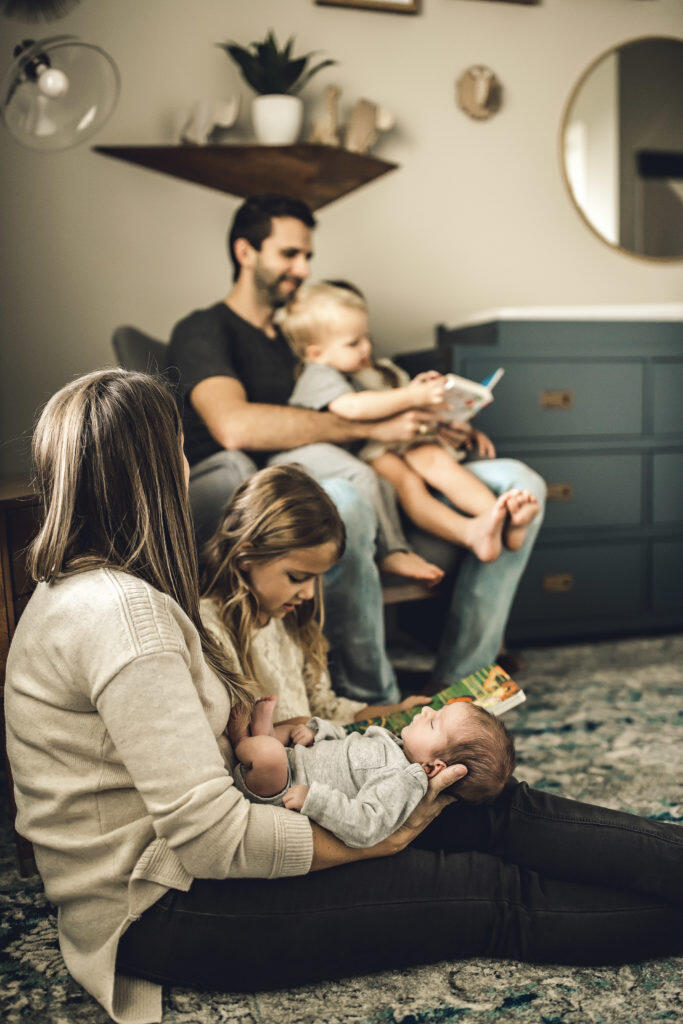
[{"xmin": 169, "ymin": 194, "xmax": 546, "ymax": 703}]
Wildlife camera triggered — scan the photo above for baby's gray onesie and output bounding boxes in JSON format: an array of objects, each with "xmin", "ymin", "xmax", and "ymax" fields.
[{"xmin": 233, "ymin": 718, "xmax": 428, "ymax": 848}]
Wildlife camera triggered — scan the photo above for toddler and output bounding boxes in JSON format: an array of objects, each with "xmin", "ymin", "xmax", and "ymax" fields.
[
  {"xmin": 229, "ymin": 695, "xmax": 515, "ymax": 848},
  {"xmin": 281, "ymin": 282, "xmax": 539, "ymax": 563}
]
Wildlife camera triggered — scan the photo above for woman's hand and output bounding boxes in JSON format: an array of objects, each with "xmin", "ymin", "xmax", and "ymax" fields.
[
  {"xmin": 353, "ymin": 695, "xmax": 431, "ymax": 723},
  {"xmin": 308, "ymin": 765, "xmax": 464, "ymax": 871},
  {"xmin": 386, "ymin": 763, "xmax": 466, "ymax": 853}
]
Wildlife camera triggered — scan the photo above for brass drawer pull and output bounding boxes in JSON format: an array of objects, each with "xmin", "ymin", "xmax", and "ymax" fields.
[
  {"xmin": 547, "ymin": 482, "xmax": 573, "ymax": 502},
  {"xmin": 542, "ymin": 572, "xmax": 574, "ymax": 593},
  {"xmin": 540, "ymin": 389, "xmax": 573, "ymax": 409}
]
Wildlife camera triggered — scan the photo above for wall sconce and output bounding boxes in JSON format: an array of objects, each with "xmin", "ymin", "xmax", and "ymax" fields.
[{"xmin": 1, "ymin": 35, "xmax": 120, "ymax": 150}]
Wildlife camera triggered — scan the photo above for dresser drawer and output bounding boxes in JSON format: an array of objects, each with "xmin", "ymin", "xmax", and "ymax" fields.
[
  {"xmin": 652, "ymin": 540, "xmax": 683, "ymax": 610},
  {"xmin": 520, "ymin": 453, "xmax": 642, "ymax": 529},
  {"xmin": 652, "ymin": 453, "xmax": 683, "ymax": 524},
  {"xmin": 510, "ymin": 543, "xmax": 643, "ymax": 623},
  {"xmin": 459, "ymin": 359, "xmax": 643, "ymax": 439},
  {"xmin": 653, "ymin": 362, "xmax": 683, "ymax": 435}
]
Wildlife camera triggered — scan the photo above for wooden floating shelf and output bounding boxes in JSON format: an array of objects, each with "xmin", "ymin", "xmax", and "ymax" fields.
[{"xmin": 93, "ymin": 143, "xmax": 399, "ymax": 211}]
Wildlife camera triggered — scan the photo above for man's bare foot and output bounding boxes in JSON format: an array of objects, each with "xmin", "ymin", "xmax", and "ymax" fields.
[
  {"xmin": 249, "ymin": 695, "xmax": 278, "ymax": 737},
  {"xmin": 462, "ymin": 493, "xmax": 508, "ymax": 562},
  {"xmin": 503, "ymin": 489, "xmax": 539, "ymax": 551},
  {"xmin": 380, "ymin": 550, "xmax": 445, "ymax": 585}
]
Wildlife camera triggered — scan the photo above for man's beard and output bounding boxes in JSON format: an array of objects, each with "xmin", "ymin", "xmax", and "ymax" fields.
[{"xmin": 254, "ymin": 266, "xmax": 301, "ymax": 309}]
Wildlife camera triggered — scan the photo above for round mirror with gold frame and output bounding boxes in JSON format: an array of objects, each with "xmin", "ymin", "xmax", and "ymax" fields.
[{"xmin": 560, "ymin": 36, "xmax": 683, "ymax": 262}]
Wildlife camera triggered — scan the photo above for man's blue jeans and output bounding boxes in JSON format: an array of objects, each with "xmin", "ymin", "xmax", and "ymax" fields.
[{"xmin": 409, "ymin": 456, "xmax": 546, "ymax": 685}]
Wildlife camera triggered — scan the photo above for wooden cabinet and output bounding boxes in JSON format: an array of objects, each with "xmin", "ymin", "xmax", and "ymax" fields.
[
  {"xmin": 400, "ymin": 314, "xmax": 683, "ymax": 643},
  {"xmin": 0, "ymin": 480, "xmax": 39, "ymax": 875}
]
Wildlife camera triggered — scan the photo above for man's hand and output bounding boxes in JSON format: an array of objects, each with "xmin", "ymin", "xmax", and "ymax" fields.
[
  {"xmin": 283, "ymin": 784, "xmax": 309, "ymax": 811},
  {"xmin": 470, "ymin": 428, "xmax": 496, "ymax": 458},
  {"xmin": 290, "ymin": 724, "xmax": 315, "ymax": 747},
  {"xmin": 436, "ymin": 419, "xmax": 476, "ymax": 449},
  {"xmin": 367, "ymin": 409, "xmax": 441, "ymax": 444}
]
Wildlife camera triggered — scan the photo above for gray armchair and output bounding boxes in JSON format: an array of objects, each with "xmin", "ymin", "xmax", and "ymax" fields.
[{"xmin": 112, "ymin": 325, "xmax": 170, "ymax": 374}]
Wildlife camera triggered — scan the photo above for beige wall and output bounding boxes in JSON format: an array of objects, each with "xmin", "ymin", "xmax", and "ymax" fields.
[{"xmin": 1, "ymin": 0, "xmax": 681, "ymax": 475}]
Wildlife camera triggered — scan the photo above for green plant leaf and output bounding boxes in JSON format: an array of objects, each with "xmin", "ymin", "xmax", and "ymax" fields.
[
  {"xmin": 293, "ymin": 58, "xmax": 338, "ymax": 94},
  {"xmin": 217, "ymin": 32, "xmax": 337, "ymax": 95}
]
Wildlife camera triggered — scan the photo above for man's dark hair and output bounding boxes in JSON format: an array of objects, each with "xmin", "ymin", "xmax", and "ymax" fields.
[{"xmin": 228, "ymin": 194, "xmax": 316, "ymax": 281}]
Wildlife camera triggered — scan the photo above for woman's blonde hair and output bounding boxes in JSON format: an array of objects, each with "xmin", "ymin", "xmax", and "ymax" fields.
[
  {"xmin": 276, "ymin": 281, "xmax": 367, "ymax": 360},
  {"xmin": 29, "ymin": 368, "xmax": 252, "ymax": 707},
  {"xmin": 201, "ymin": 465, "xmax": 346, "ymax": 701}
]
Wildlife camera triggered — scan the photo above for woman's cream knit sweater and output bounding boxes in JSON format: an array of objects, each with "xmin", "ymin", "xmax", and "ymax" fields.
[{"xmin": 5, "ymin": 569, "xmax": 313, "ymax": 1024}]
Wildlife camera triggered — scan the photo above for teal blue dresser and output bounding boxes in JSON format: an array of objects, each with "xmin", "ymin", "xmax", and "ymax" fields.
[{"xmin": 400, "ymin": 313, "xmax": 683, "ymax": 643}]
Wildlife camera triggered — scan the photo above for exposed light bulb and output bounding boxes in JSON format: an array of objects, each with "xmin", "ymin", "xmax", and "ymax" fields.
[{"xmin": 38, "ymin": 66, "xmax": 69, "ymax": 98}]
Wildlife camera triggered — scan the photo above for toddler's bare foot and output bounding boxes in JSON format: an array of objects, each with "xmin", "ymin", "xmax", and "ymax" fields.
[
  {"xmin": 463, "ymin": 494, "xmax": 507, "ymax": 562},
  {"xmin": 503, "ymin": 489, "xmax": 539, "ymax": 551},
  {"xmin": 380, "ymin": 550, "xmax": 445, "ymax": 585},
  {"xmin": 249, "ymin": 695, "xmax": 278, "ymax": 737}
]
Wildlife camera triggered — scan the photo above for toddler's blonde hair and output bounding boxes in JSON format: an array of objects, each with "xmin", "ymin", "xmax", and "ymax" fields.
[{"xmin": 277, "ymin": 281, "xmax": 367, "ymax": 360}]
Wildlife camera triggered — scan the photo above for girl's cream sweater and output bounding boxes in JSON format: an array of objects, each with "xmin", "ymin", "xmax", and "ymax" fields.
[
  {"xmin": 5, "ymin": 569, "xmax": 313, "ymax": 1024},
  {"xmin": 199, "ymin": 597, "xmax": 365, "ymax": 724}
]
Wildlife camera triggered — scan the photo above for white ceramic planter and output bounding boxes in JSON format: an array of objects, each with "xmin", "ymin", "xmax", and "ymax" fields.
[{"xmin": 252, "ymin": 94, "xmax": 303, "ymax": 145}]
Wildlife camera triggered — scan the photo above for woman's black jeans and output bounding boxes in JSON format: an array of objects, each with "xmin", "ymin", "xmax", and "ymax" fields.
[{"xmin": 117, "ymin": 782, "xmax": 683, "ymax": 991}]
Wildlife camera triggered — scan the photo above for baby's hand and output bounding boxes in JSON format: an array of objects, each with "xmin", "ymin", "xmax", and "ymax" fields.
[
  {"xmin": 290, "ymin": 724, "xmax": 315, "ymax": 747},
  {"xmin": 283, "ymin": 785, "xmax": 309, "ymax": 811}
]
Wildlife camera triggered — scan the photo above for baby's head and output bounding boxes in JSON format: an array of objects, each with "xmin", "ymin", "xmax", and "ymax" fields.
[
  {"xmin": 401, "ymin": 701, "xmax": 515, "ymax": 804},
  {"xmin": 278, "ymin": 281, "xmax": 373, "ymax": 375}
]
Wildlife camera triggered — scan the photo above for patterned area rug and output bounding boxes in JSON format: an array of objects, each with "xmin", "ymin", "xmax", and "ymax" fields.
[{"xmin": 2, "ymin": 634, "xmax": 682, "ymax": 1024}]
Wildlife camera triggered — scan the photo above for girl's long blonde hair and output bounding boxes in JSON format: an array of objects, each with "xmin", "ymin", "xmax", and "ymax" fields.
[
  {"xmin": 201, "ymin": 465, "xmax": 346, "ymax": 701},
  {"xmin": 29, "ymin": 368, "xmax": 252, "ymax": 707}
]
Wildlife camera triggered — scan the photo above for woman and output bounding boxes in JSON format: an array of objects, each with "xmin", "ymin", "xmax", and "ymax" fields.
[
  {"xmin": 200, "ymin": 464, "xmax": 429, "ymax": 726},
  {"xmin": 5, "ymin": 370, "xmax": 681, "ymax": 1024}
]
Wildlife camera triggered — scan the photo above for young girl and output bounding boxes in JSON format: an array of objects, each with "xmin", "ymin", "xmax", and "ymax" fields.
[
  {"xmin": 6, "ymin": 369, "xmax": 681, "ymax": 1024},
  {"xmin": 200, "ymin": 464, "xmax": 431, "ymax": 726},
  {"xmin": 282, "ymin": 282, "xmax": 539, "ymax": 564}
]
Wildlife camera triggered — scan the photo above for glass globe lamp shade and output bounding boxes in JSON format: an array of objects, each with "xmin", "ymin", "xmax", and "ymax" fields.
[{"xmin": 1, "ymin": 35, "xmax": 120, "ymax": 151}]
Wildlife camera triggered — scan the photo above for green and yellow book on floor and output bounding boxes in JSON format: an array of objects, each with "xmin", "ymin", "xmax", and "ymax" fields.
[{"xmin": 344, "ymin": 664, "xmax": 525, "ymax": 735}]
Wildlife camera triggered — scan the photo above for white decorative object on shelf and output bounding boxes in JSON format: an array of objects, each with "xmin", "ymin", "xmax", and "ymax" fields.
[
  {"xmin": 308, "ymin": 84, "xmax": 341, "ymax": 146},
  {"xmin": 344, "ymin": 98, "xmax": 395, "ymax": 154},
  {"xmin": 179, "ymin": 96, "xmax": 239, "ymax": 145},
  {"xmin": 456, "ymin": 65, "xmax": 502, "ymax": 120},
  {"xmin": 252, "ymin": 93, "xmax": 303, "ymax": 145}
]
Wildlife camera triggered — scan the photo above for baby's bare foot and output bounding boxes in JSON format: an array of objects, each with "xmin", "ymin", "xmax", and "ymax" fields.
[
  {"xmin": 503, "ymin": 489, "xmax": 539, "ymax": 551},
  {"xmin": 380, "ymin": 550, "xmax": 445, "ymax": 585},
  {"xmin": 463, "ymin": 494, "xmax": 507, "ymax": 562},
  {"xmin": 227, "ymin": 703, "xmax": 252, "ymax": 748},
  {"xmin": 249, "ymin": 695, "xmax": 278, "ymax": 737}
]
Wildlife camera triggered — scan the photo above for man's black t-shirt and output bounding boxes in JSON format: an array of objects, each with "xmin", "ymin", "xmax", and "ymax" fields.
[{"xmin": 168, "ymin": 302, "xmax": 298, "ymax": 466}]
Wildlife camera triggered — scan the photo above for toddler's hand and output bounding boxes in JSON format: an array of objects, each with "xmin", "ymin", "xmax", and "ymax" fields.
[
  {"xmin": 283, "ymin": 784, "xmax": 309, "ymax": 811},
  {"xmin": 408, "ymin": 374, "xmax": 446, "ymax": 407},
  {"xmin": 290, "ymin": 724, "xmax": 315, "ymax": 747}
]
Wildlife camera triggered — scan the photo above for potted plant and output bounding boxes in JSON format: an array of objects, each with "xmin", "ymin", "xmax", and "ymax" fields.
[{"xmin": 217, "ymin": 29, "xmax": 336, "ymax": 145}]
